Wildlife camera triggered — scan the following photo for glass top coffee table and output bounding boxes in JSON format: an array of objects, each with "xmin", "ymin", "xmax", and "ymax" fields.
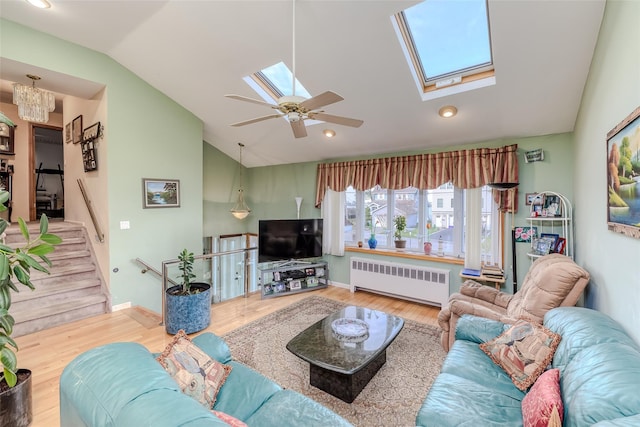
[{"xmin": 286, "ymin": 306, "xmax": 404, "ymax": 403}]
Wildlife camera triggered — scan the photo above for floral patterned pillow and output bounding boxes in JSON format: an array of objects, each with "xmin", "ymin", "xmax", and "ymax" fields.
[
  {"xmin": 480, "ymin": 320, "xmax": 561, "ymax": 391},
  {"xmin": 157, "ymin": 330, "xmax": 232, "ymax": 407}
]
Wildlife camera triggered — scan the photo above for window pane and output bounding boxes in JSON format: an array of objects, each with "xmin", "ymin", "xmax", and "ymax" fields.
[
  {"xmin": 394, "ymin": 187, "xmax": 420, "ymax": 251},
  {"xmin": 403, "ymin": 0, "xmax": 492, "ymax": 81},
  {"xmin": 367, "ymin": 186, "xmax": 387, "ymax": 246},
  {"xmin": 345, "ymin": 186, "xmax": 357, "ymax": 244}
]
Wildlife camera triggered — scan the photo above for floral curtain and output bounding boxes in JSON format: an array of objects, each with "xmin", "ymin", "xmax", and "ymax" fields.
[{"xmin": 315, "ymin": 144, "xmax": 518, "ymax": 212}]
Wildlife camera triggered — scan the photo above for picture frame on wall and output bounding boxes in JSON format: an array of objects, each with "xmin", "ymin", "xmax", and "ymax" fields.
[
  {"xmin": 65, "ymin": 122, "xmax": 72, "ymax": 143},
  {"xmin": 142, "ymin": 178, "xmax": 180, "ymax": 208},
  {"xmin": 72, "ymin": 115, "xmax": 83, "ymax": 144},
  {"xmin": 83, "ymin": 122, "xmax": 101, "ymax": 141},
  {"xmin": 606, "ymin": 106, "xmax": 640, "ymax": 239}
]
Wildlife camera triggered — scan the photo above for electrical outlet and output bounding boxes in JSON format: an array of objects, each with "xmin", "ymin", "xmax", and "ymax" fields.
[{"xmin": 120, "ymin": 220, "xmax": 130, "ymax": 230}]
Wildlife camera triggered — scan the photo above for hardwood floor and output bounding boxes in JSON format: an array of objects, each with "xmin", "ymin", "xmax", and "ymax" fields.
[{"xmin": 15, "ymin": 286, "xmax": 441, "ymax": 427}]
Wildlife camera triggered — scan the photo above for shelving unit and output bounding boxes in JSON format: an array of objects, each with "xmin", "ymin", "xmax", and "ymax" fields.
[
  {"xmin": 526, "ymin": 191, "xmax": 573, "ymax": 261},
  {"xmin": 259, "ymin": 260, "xmax": 328, "ymax": 299}
]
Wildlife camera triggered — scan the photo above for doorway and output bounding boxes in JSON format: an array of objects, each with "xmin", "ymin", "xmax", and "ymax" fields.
[{"xmin": 33, "ymin": 126, "xmax": 64, "ymax": 220}]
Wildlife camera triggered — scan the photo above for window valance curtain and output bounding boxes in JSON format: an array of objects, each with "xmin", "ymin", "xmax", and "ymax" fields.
[{"xmin": 315, "ymin": 144, "xmax": 518, "ymax": 212}]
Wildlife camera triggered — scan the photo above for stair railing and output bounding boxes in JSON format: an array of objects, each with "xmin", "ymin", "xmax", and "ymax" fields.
[
  {"xmin": 136, "ymin": 246, "xmax": 257, "ymax": 326},
  {"xmin": 77, "ymin": 179, "xmax": 105, "ymax": 243}
]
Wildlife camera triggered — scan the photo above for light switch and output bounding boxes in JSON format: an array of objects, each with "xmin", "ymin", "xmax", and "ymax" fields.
[{"xmin": 120, "ymin": 220, "xmax": 130, "ymax": 230}]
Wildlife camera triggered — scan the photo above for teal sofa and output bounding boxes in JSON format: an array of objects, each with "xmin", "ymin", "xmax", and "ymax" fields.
[
  {"xmin": 417, "ymin": 307, "xmax": 640, "ymax": 426},
  {"xmin": 60, "ymin": 333, "xmax": 352, "ymax": 427}
]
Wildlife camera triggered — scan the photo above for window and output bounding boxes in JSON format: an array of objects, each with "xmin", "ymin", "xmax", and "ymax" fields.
[
  {"xmin": 345, "ymin": 184, "xmax": 500, "ymax": 264},
  {"xmin": 393, "ymin": 0, "xmax": 495, "ymax": 99},
  {"xmin": 243, "ymin": 62, "xmax": 312, "ymax": 104}
]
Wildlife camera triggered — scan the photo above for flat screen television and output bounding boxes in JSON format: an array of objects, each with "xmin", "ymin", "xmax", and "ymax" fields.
[{"xmin": 258, "ymin": 219, "xmax": 323, "ymax": 263}]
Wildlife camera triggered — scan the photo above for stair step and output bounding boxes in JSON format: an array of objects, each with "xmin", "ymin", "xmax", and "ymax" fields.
[
  {"xmin": 30, "ymin": 263, "xmax": 98, "ymax": 280},
  {"xmin": 11, "ymin": 278, "xmax": 102, "ymax": 303},
  {"xmin": 12, "ymin": 295, "xmax": 109, "ymax": 337}
]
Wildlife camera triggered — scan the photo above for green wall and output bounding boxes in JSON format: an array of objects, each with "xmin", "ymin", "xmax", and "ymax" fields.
[
  {"xmin": 573, "ymin": 0, "xmax": 640, "ymax": 343},
  {"xmin": 201, "ymin": 133, "xmax": 576, "ymax": 294},
  {"xmin": 1, "ymin": 19, "xmax": 204, "ymax": 313}
]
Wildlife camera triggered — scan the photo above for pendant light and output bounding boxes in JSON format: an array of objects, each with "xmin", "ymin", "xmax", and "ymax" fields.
[
  {"xmin": 231, "ymin": 143, "xmax": 251, "ymax": 219},
  {"xmin": 13, "ymin": 74, "xmax": 55, "ymax": 123}
]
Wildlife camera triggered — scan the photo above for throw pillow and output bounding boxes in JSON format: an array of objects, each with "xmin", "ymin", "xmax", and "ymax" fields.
[
  {"xmin": 522, "ymin": 368, "xmax": 564, "ymax": 427},
  {"xmin": 157, "ymin": 330, "xmax": 232, "ymax": 407},
  {"xmin": 479, "ymin": 320, "xmax": 561, "ymax": 391},
  {"xmin": 211, "ymin": 410, "xmax": 248, "ymax": 427}
]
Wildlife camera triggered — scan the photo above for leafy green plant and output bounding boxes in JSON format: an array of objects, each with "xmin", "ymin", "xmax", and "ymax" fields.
[
  {"xmin": 175, "ymin": 248, "xmax": 198, "ymax": 295},
  {"xmin": 393, "ymin": 215, "xmax": 407, "ymax": 240},
  {"xmin": 0, "ymin": 191, "xmax": 62, "ymax": 387}
]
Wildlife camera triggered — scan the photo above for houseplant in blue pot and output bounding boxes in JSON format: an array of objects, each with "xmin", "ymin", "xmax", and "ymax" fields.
[{"xmin": 165, "ymin": 249, "xmax": 211, "ymax": 335}]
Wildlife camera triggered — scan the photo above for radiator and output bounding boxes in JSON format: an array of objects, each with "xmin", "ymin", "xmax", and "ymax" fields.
[{"xmin": 349, "ymin": 257, "xmax": 450, "ymax": 307}]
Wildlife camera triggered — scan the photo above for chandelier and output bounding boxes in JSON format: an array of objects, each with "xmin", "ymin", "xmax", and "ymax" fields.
[
  {"xmin": 13, "ymin": 74, "xmax": 55, "ymax": 123},
  {"xmin": 231, "ymin": 142, "xmax": 251, "ymax": 219}
]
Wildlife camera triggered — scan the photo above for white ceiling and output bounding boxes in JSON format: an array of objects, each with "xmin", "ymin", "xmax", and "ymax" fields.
[{"xmin": 0, "ymin": 0, "xmax": 605, "ymax": 168}]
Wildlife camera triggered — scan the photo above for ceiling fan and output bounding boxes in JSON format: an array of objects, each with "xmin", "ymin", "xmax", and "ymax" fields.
[{"xmin": 224, "ymin": 0, "xmax": 363, "ymax": 139}]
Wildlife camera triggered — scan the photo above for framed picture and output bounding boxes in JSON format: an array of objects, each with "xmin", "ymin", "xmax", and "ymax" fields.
[
  {"xmin": 606, "ymin": 106, "xmax": 640, "ymax": 239},
  {"xmin": 142, "ymin": 178, "xmax": 180, "ymax": 208},
  {"xmin": 525, "ymin": 193, "xmax": 538, "ymax": 206},
  {"xmin": 290, "ymin": 280, "xmax": 302, "ymax": 290},
  {"xmin": 72, "ymin": 115, "xmax": 83, "ymax": 144},
  {"xmin": 532, "ymin": 238, "xmax": 553, "ymax": 256},
  {"xmin": 514, "ymin": 226, "xmax": 537, "ymax": 243},
  {"xmin": 554, "ymin": 237, "xmax": 567, "ymax": 254},
  {"xmin": 65, "ymin": 122, "xmax": 72, "ymax": 143},
  {"xmin": 81, "ymin": 140, "xmax": 97, "ymax": 172},
  {"xmin": 83, "ymin": 122, "xmax": 101, "ymax": 141},
  {"xmin": 540, "ymin": 233, "xmax": 559, "ymax": 251}
]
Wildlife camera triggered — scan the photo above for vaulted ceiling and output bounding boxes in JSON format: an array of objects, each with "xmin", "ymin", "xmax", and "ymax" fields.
[{"xmin": 0, "ymin": 0, "xmax": 605, "ymax": 167}]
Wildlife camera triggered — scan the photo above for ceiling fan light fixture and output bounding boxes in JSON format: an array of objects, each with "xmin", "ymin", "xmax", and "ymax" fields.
[
  {"xmin": 230, "ymin": 143, "xmax": 251, "ymax": 220},
  {"xmin": 323, "ymin": 129, "xmax": 336, "ymax": 138},
  {"xmin": 26, "ymin": 0, "xmax": 51, "ymax": 8},
  {"xmin": 438, "ymin": 105, "xmax": 458, "ymax": 118}
]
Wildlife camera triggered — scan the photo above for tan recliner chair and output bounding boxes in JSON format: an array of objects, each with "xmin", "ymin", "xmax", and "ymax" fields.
[{"xmin": 438, "ymin": 254, "xmax": 590, "ymax": 352}]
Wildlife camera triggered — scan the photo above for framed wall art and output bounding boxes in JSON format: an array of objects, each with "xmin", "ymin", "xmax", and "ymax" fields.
[
  {"xmin": 143, "ymin": 178, "xmax": 180, "ymax": 208},
  {"xmin": 72, "ymin": 115, "xmax": 83, "ymax": 144},
  {"xmin": 83, "ymin": 122, "xmax": 101, "ymax": 141},
  {"xmin": 81, "ymin": 140, "xmax": 97, "ymax": 172},
  {"xmin": 65, "ymin": 122, "xmax": 72, "ymax": 143},
  {"xmin": 606, "ymin": 106, "xmax": 640, "ymax": 239}
]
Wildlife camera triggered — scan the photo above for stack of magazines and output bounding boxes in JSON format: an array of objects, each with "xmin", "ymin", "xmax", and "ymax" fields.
[{"xmin": 481, "ymin": 265, "xmax": 505, "ymax": 280}]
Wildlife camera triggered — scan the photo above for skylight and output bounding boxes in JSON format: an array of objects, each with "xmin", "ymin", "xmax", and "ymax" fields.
[
  {"xmin": 249, "ymin": 61, "xmax": 311, "ymax": 101},
  {"xmin": 394, "ymin": 0, "xmax": 495, "ymax": 99}
]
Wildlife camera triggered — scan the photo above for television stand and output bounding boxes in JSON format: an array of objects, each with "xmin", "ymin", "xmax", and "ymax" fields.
[{"xmin": 260, "ymin": 260, "xmax": 328, "ymax": 299}]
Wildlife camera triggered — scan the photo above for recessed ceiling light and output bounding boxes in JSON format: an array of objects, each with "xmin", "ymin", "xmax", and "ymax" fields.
[
  {"xmin": 26, "ymin": 0, "xmax": 51, "ymax": 8},
  {"xmin": 323, "ymin": 129, "xmax": 336, "ymax": 138},
  {"xmin": 438, "ymin": 106, "xmax": 458, "ymax": 118}
]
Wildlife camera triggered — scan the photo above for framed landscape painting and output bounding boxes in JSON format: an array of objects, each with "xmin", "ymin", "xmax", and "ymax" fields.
[
  {"xmin": 143, "ymin": 178, "xmax": 180, "ymax": 208},
  {"xmin": 606, "ymin": 106, "xmax": 640, "ymax": 239}
]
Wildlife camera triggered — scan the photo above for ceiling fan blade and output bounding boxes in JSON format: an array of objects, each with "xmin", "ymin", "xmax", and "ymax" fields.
[
  {"xmin": 310, "ymin": 112, "xmax": 364, "ymax": 128},
  {"xmin": 230, "ymin": 114, "xmax": 282, "ymax": 127},
  {"xmin": 225, "ymin": 94, "xmax": 277, "ymax": 109},
  {"xmin": 290, "ymin": 118, "xmax": 307, "ymax": 138},
  {"xmin": 299, "ymin": 91, "xmax": 344, "ymax": 111}
]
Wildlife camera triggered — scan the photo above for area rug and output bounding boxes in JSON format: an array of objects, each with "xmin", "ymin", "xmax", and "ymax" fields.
[{"xmin": 222, "ymin": 295, "xmax": 446, "ymax": 427}]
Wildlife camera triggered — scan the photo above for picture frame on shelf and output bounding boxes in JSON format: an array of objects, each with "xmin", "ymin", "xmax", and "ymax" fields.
[
  {"xmin": 525, "ymin": 193, "xmax": 538, "ymax": 206},
  {"xmin": 543, "ymin": 195, "xmax": 562, "ymax": 217},
  {"xmin": 290, "ymin": 280, "xmax": 302, "ymax": 290},
  {"xmin": 540, "ymin": 233, "xmax": 559, "ymax": 251},
  {"xmin": 532, "ymin": 238, "xmax": 553, "ymax": 256},
  {"xmin": 606, "ymin": 106, "xmax": 640, "ymax": 240},
  {"xmin": 554, "ymin": 237, "xmax": 567, "ymax": 254},
  {"xmin": 72, "ymin": 115, "xmax": 83, "ymax": 144},
  {"xmin": 142, "ymin": 178, "xmax": 180, "ymax": 208}
]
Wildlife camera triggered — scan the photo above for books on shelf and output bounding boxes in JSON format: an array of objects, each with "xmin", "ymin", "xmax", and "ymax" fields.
[
  {"xmin": 481, "ymin": 265, "xmax": 505, "ymax": 279},
  {"xmin": 461, "ymin": 268, "xmax": 481, "ymax": 277}
]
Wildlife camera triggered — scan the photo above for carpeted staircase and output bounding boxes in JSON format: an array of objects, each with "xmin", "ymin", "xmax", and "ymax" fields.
[{"xmin": 4, "ymin": 221, "xmax": 111, "ymax": 337}]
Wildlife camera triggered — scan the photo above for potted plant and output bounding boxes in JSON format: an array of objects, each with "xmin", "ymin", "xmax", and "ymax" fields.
[
  {"xmin": 165, "ymin": 249, "xmax": 211, "ymax": 335},
  {"xmin": 0, "ymin": 190, "xmax": 62, "ymax": 427},
  {"xmin": 393, "ymin": 215, "xmax": 407, "ymax": 249}
]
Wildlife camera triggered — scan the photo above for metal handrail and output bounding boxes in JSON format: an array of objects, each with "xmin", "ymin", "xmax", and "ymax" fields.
[
  {"xmin": 77, "ymin": 178, "xmax": 105, "ymax": 243},
  {"xmin": 138, "ymin": 247, "xmax": 258, "ymax": 326},
  {"xmin": 134, "ymin": 257, "xmax": 181, "ymax": 288}
]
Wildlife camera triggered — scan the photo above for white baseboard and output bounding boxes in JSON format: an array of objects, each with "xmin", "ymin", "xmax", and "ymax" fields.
[
  {"xmin": 112, "ymin": 301, "xmax": 132, "ymax": 311},
  {"xmin": 329, "ymin": 281, "xmax": 349, "ymax": 290}
]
